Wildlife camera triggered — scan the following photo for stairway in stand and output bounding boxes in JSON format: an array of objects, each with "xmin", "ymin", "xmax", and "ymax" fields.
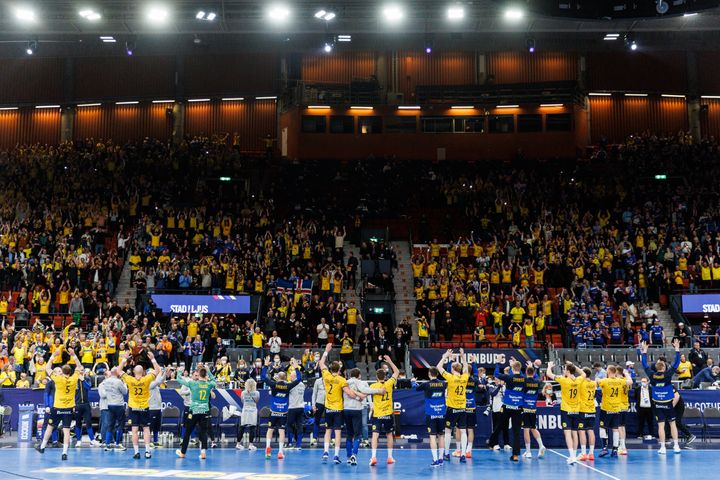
[{"xmin": 391, "ymin": 241, "xmax": 417, "ymax": 346}]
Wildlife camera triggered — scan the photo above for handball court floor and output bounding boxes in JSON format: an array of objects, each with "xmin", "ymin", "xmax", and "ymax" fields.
[{"xmin": 1, "ymin": 445, "xmax": 719, "ymax": 480}]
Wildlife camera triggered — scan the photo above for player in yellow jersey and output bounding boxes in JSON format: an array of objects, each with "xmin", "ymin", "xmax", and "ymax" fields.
[
  {"xmin": 597, "ymin": 365, "xmax": 633, "ymax": 457},
  {"xmin": 318, "ymin": 343, "xmax": 363, "ymax": 464},
  {"xmin": 36, "ymin": 347, "xmax": 83, "ymax": 460},
  {"xmin": 368, "ymin": 355, "xmax": 400, "ymax": 466},
  {"xmin": 576, "ymin": 368, "xmax": 597, "ymax": 461},
  {"xmin": 118, "ymin": 351, "xmax": 161, "ymax": 459},
  {"xmin": 436, "ymin": 348, "xmax": 469, "ymax": 464},
  {"xmin": 615, "ymin": 366, "xmax": 632, "ymax": 455},
  {"xmin": 546, "ymin": 361, "xmax": 586, "ymax": 465}
]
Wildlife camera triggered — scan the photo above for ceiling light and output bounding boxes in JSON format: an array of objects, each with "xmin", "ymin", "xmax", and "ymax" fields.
[
  {"xmin": 526, "ymin": 38, "xmax": 536, "ymax": 53},
  {"xmin": 314, "ymin": 9, "xmax": 327, "ymax": 18},
  {"xmin": 267, "ymin": 4, "xmax": 291, "ymax": 24},
  {"xmin": 683, "ymin": 12, "xmax": 698, "ymax": 17},
  {"xmin": 14, "ymin": 7, "xmax": 37, "ymax": 23},
  {"xmin": 187, "ymin": 98, "xmax": 211, "ymax": 102},
  {"xmin": 308, "ymin": 105, "xmax": 331, "ymax": 109},
  {"xmin": 77, "ymin": 103, "xmax": 101, "ymax": 107},
  {"xmin": 382, "ymin": 4, "xmax": 405, "ymax": 24},
  {"xmin": 661, "ymin": 94, "xmax": 685, "ymax": 98},
  {"xmin": 101, "ymin": 36, "xmax": 116, "ymax": 43},
  {"xmin": 35, "ymin": 105, "xmax": 60, "ymax": 109},
  {"xmin": 337, "ymin": 34, "xmax": 352, "ymax": 42},
  {"xmin": 221, "ymin": 97, "xmax": 245, "ymax": 101},
  {"xmin": 146, "ymin": 5, "xmax": 169, "ymax": 24},
  {"xmin": 79, "ymin": 9, "xmax": 101, "ymax": 21},
  {"xmin": 451, "ymin": 106, "xmax": 473, "ymax": 109},
  {"xmin": 350, "ymin": 106, "xmax": 373, "ymax": 110},
  {"xmin": 196, "ymin": 10, "xmax": 205, "ymax": 19},
  {"xmin": 125, "ymin": 41, "xmax": 134, "ymax": 56},
  {"xmin": 25, "ymin": 40, "xmax": 36, "ymax": 55},
  {"xmin": 625, "ymin": 93, "xmax": 647, "ymax": 97},
  {"xmin": 196, "ymin": 10, "xmax": 216, "ymax": 21},
  {"xmin": 0, "ymin": 107, "xmax": 19, "ymax": 111},
  {"xmin": 206, "ymin": 12, "xmax": 216, "ymax": 21},
  {"xmin": 323, "ymin": 43, "xmax": 333, "ymax": 53},
  {"xmin": 116, "ymin": 101, "xmax": 139, "ymax": 105},
  {"xmin": 588, "ymin": 92, "xmax": 611, "ymax": 96},
  {"xmin": 256, "ymin": 96, "xmax": 277, "ymax": 100},
  {"xmin": 398, "ymin": 106, "xmax": 421, "ymax": 110},
  {"xmin": 447, "ymin": 6, "xmax": 465, "ymax": 21},
  {"xmin": 496, "ymin": 104, "xmax": 519, "ymax": 108},
  {"xmin": 504, "ymin": 7, "xmax": 524, "ymax": 21},
  {"xmin": 701, "ymin": 95, "xmax": 720, "ymax": 99},
  {"xmin": 630, "ymin": 41, "xmax": 637, "ymax": 51},
  {"xmin": 152, "ymin": 100, "xmax": 175, "ymax": 104},
  {"xmin": 540, "ymin": 104, "xmax": 563, "ymax": 107},
  {"xmin": 605, "ymin": 33, "xmax": 620, "ymax": 37}
]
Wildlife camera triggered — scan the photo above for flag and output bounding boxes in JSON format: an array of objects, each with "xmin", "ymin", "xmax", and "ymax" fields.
[
  {"xmin": 275, "ymin": 279, "xmax": 294, "ymax": 293},
  {"xmin": 298, "ymin": 279, "xmax": 313, "ymax": 295}
]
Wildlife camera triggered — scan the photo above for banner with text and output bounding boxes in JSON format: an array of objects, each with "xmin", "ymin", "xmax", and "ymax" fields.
[
  {"xmin": 681, "ymin": 294, "xmax": 720, "ymax": 314},
  {"xmin": 410, "ymin": 348, "xmax": 544, "ymax": 369},
  {"xmin": 150, "ymin": 294, "xmax": 252, "ymax": 314}
]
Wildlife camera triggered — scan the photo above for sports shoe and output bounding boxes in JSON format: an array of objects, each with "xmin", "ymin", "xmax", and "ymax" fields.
[
  {"xmin": 333, "ymin": 455, "xmax": 341, "ymax": 464},
  {"xmin": 644, "ymin": 435, "xmax": 653, "ymax": 440},
  {"xmin": 492, "ymin": 445, "xmax": 500, "ymax": 451},
  {"xmin": 322, "ymin": 451, "xmax": 329, "ymax": 463},
  {"xmin": 610, "ymin": 449, "xmax": 618, "ymax": 458},
  {"xmin": 265, "ymin": 447, "xmax": 272, "ymax": 459},
  {"xmin": 566, "ymin": 456, "xmax": 577, "ymax": 465},
  {"xmin": 658, "ymin": 446, "xmax": 667, "ymax": 455},
  {"xmin": 296, "ymin": 446, "xmax": 302, "ymax": 451},
  {"xmin": 618, "ymin": 447, "xmax": 628, "ymax": 456},
  {"xmin": 387, "ymin": 457, "xmax": 395, "ymax": 464},
  {"xmin": 350, "ymin": 454, "xmax": 357, "ymax": 466},
  {"xmin": 236, "ymin": 444, "xmax": 245, "ymax": 450},
  {"xmin": 538, "ymin": 447, "xmax": 546, "ymax": 458},
  {"xmin": 200, "ymin": 451, "xmax": 206, "ymax": 460},
  {"xmin": 90, "ymin": 440, "xmax": 101, "ymax": 447},
  {"xmin": 175, "ymin": 449, "xmax": 186, "ymax": 458},
  {"xmin": 687, "ymin": 434, "xmax": 697, "ymax": 445},
  {"xmin": 578, "ymin": 454, "xmax": 588, "ymax": 461},
  {"xmin": 278, "ymin": 452, "xmax": 284, "ymax": 460},
  {"xmin": 452, "ymin": 450, "xmax": 462, "ymax": 457},
  {"xmin": 673, "ymin": 445, "xmax": 681, "ymax": 454},
  {"xmin": 35, "ymin": 446, "xmax": 45, "ymax": 454},
  {"xmin": 62, "ymin": 454, "xmax": 68, "ymax": 461},
  {"xmin": 76, "ymin": 441, "xmax": 82, "ymax": 448},
  {"xmin": 509, "ymin": 455, "xmax": 518, "ymax": 462},
  {"xmin": 104, "ymin": 446, "xmax": 113, "ymax": 452},
  {"xmin": 587, "ymin": 454, "xmax": 595, "ymax": 461},
  {"xmin": 145, "ymin": 451, "xmax": 152, "ymax": 459},
  {"xmin": 437, "ymin": 459, "xmax": 444, "ymax": 466},
  {"xmin": 459, "ymin": 455, "xmax": 467, "ymax": 463},
  {"xmin": 431, "ymin": 459, "xmax": 442, "ymax": 467},
  {"xmin": 443, "ymin": 454, "xmax": 450, "ymax": 461},
  {"xmin": 310, "ymin": 439, "xmax": 317, "ymax": 447},
  {"xmin": 522, "ymin": 451, "xmax": 532, "ymax": 458},
  {"xmin": 599, "ymin": 448, "xmax": 608, "ymax": 458},
  {"xmin": 248, "ymin": 445, "xmax": 257, "ymax": 451},
  {"xmin": 465, "ymin": 451, "xmax": 472, "ymax": 459},
  {"xmin": 133, "ymin": 453, "xmax": 141, "ymax": 459},
  {"xmin": 369, "ymin": 457, "xmax": 377, "ymax": 466},
  {"xmin": 116, "ymin": 444, "xmax": 127, "ymax": 451},
  {"xmin": 504, "ymin": 445, "xmax": 513, "ymax": 452}
]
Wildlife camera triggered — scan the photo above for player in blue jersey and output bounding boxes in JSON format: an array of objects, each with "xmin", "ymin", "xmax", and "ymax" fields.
[
  {"xmin": 412, "ymin": 367, "xmax": 447, "ymax": 467},
  {"xmin": 521, "ymin": 363, "xmax": 546, "ymax": 459},
  {"xmin": 488, "ymin": 354, "xmax": 526, "ymax": 462},
  {"xmin": 640, "ymin": 339, "xmax": 681, "ymax": 454},
  {"xmin": 264, "ymin": 358, "xmax": 303, "ymax": 460}
]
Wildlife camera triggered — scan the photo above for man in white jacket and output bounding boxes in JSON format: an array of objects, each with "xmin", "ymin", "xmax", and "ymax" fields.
[
  {"xmin": 99, "ymin": 367, "xmax": 128, "ymax": 451},
  {"xmin": 343, "ymin": 369, "xmax": 385, "ymax": 465}
]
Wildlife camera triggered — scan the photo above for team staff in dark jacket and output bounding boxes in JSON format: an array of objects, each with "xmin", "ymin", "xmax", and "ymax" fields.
[
  {"xmin": 691, "ymin": 366, "xmax": 720, "ymax": 388},
  {"xmin": 74, "ymin": 371, "xmax": 100, "ymax": 446}
]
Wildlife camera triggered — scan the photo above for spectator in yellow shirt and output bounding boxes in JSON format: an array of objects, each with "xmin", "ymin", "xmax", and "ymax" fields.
[{"xmin": 510, "ymin": 300, "xmax": 526, "ymax": 324}]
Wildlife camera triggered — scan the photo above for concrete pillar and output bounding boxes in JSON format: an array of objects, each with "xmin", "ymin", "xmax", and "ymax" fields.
[
  {"xmin": 60, "ymin": 107, "xmax": 75, "ymax": 142},
  {"xmin": 376, "ymin": 51, "xmax": 388, "ymax": 94},
  {"xmin": 688, "ymin": 98, "xmax": 701, "ymax": 142},
  {"xmin": 578, "ymin": 55, "xmax": 586, "ymax": 91},
  {"xmin": 476, "ymin": 53, "xmax": 486, "ymax": 84},
  {"xmin": 172, "ymin": 102, "xmax": 185, "ymax": 144},
  {"xmin": 280, "ymin": 55, "xmax": 288, "ymax": 91}
]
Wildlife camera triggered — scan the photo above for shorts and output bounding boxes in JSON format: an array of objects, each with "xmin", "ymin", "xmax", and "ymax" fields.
[
  {"xmin": 128, "ymin": 408, "xmax": 150, "ymax": 427},
  {"xmin": 49, "ymin": 408, "xmax": 74, "ymax": 428},
  {"xmin": 465, "ymin": 409, "xmax": 477, "ymax": 428},
  {"xmin": 618, "ymin": 410, "xmax": 628, "ymax": 427},
  {"xmin": 371, "ymin": 415, "xmax": 394, "ymax": 435},
  {"xmin": 599, "ymin": 410, "xmax": 619, "ymax": 429},
  {"xmin": 269, "ymin": 412, "xmax": 288, "ymax": 429},
  {"xmin": 522, "ymin": 411, "xmax": 537, "ymax": 429},
  {"xmin": 426, "ymin": 416, "xmax": 445, "ymax": 435},
  {"xmin": 654, "ymin": 402, "xmax": 676, "ymax": 423},
  {"xmin": 444, "ymin": 408, "xmax": 466, "ymax": 429},
  {"xmin": 561, "ymin": 411, "xmax": 580, "ymax": 431},
  {"xmin": 578, "ymin": 412, "xmax": 596, "ymax": 431},
  {"xmin": 325, "ymin": 409, "xmax": 344, "ymax": 430}
]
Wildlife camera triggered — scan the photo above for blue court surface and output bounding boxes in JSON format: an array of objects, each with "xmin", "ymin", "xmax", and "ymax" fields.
[{"xmin": 2, "ymin": 446, "xmax": 717, "ymax": 480}]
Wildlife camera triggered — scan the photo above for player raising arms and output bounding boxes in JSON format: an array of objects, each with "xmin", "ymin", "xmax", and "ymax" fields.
[
  {"xmin": 318, "ymin": 343, "xmax": 364, "ymax": 464},
  {"xmin": 597, "ymin": 365, "xmax": 633, "ymax": 457},
  {"xmin": 490, "ymin": 354, "xmax": 526, "ymax": 462},
  {"xmin": 264, "ymin": 358, "xmax": 302, "ymax": 460},
  {"xmin": 436, "ymin": 349, "xmax": 469, "ymax": 464},
  {"xmin": 546, "ymin": 361, "xmax": 586, "ymax": 465},
  {"xmin": 369, "ymin": 355, "xmax": 400, "ymax": 466},
  {"xmin": 640, "ymin": 339, "xmax": 682, "ymax": 454},
  {"xmin": 175, "ymin": 365, "xmax": 217, "ymax": 460},
  {"xmin": 36, "ymin": 347, "xmax": 83, "ymax": 461},
  {"xmin": 577, "ymin": 368, "xmax": 597, "ymax": 461},
  {"xmin": 412, "ymin": 367, "xmax": 447, "ymax": 466},
  {"xmin": 118, "ymin": 351, "xmax": 161, "ymax": 459},
  {"xmin": 521, "ymin": 362, "xmax": 546, "ymax": 459}
]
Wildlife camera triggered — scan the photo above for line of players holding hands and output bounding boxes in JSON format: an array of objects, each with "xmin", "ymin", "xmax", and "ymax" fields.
[{"xmin": 33, "ymin": 338, "xmax": 684, "ymax": 467}]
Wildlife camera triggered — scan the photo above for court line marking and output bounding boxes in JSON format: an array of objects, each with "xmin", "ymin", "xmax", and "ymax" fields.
[{"xmin": 548, "ymin": 449, "xmax": 623, "ymax": 480}]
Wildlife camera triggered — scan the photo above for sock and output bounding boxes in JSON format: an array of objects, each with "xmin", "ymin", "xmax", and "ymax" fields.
[
  {"xmin": 40, "ymin": 436, "xmax": 48, "ymax": 449},
  {"xmin": 456, "ymin": 436, "xmax": 462, "ymax": 452},
  {"xmin": 620, "ymin": 438, "xmax": 626, "ymax": 449},
  {"xmin": 87, "ymin": 427, "xmax": 95, "ymax": 441},
  {"xmin": 353, "ymin": 439, "xmax": 360, "ymax": 455},
  {"xmin": 431, "ymin": 448, "xmax": 438, "ymax": 461},
  {"xmin": 52, "ymin": 431, "xmax": 58, "ymax": 442},
  {"xmin": 324, "ymin": 441, "xmax": 330, "ymax": 453},
  {"xmin": 146, "ymin": 442, "xmax": 151, "ymax": 453},
  {"xmin": 346, "ymin": 439, "xmax": 353, "ymax": 458},
  {"xmin": 296, "ymin": 433, "xmax": 303, "ymax": 448},
  {"xmin": 279, "ymin": 443, "xmax": 284, "ymax": 454},
  {"xmin": 266, "ymin": 437, "xmax": 271, "ymax": 449},
  {"xmin": 134, "ymin": 444, "xmax": 139, "ymax": 454},
  {"xmin": 612, "ymin": 432, "xmax": 619, "ymax": 448},
  {"xmin": 580, "ymin": 445, "xmax": 586, "ymax": 455},
  {"xmin": 673, "ymin": 441, "xmax": 679, "ymax": 448},
  {"xmin": 525, "ymin": 442, "xmax": 531, "ymax": 452},
  {"xmin": 372, "ymin": 447, "xmax": 377, "ymax": 458},
  {"xmin": 568, "ymin": 447, "xmax": 575, "ymax": 458},
  {"xmin": 75, "ymin": 428, "xmax": 82, "ymax": 442},
  {"xmin": 439, "ymin": 447, "xmax": 444, "ymax": 459},
  {"xmin": 116, "ymin": 431, "xmax": 122, "ymax": 444},
  {"xmin": 152, "ymin": 430, "xmax": 158, "ymax": 443},
  {"xmin": 537, "ymin": 438, "xmax": 544, "ymax": 449},
  {"xmin": 466, "ymin": 441, "xmax": 472, "ymax": 454},
  {"xmin": 444, "ymin": 431, "xmax": 452, "ymax": 453},
  {"xmin": 589, "ymin": 446, "xmax": 594, "ymax": 455},
  {"xmin": 63, "ymin": 443, "xmax": 68, "ymax": 455},
  {"xmin": 334, "ymin": 444, "xmax": 340, "ymax": 457},
  {"xmin": 461, "ymin": 430, "xmax": 468, "ymax": 452},
  {"xmin": 388, "ymin": 447, "xmax": 393, "ymax": 459}
]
